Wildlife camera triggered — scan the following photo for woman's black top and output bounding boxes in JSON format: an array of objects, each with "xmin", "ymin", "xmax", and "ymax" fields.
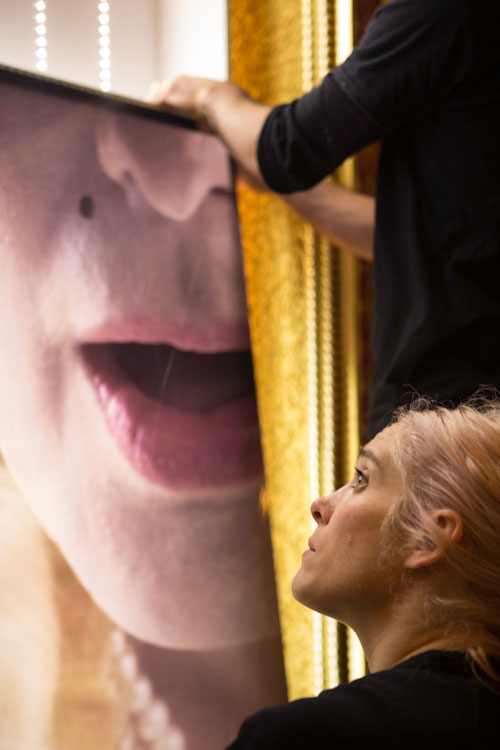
[
  {"xmin": 257, "ymin": 0, "xmax": 500, "ymax": 439},
  {"xmin": 226, "ymin": 650, "xmax": 499, "ymax": 748}
]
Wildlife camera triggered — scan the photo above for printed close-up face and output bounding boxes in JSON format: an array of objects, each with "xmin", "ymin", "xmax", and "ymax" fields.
[
  {"xmin": 0, "ymin": 76, "xmax": 279, "ymax": 650},
  {"xmin": 292, "ymin": 425, "xmax": 404, "ymax": 627}
]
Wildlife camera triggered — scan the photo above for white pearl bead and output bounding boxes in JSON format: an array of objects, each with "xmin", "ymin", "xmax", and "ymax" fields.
[
  {"xmin": 120, "ymin": 651, "xmax": 138, "ymax": 682},
  {"xmin": 151, "ymin": 739, "xmax": 172, "ymax": 750},
  {"xmin": 129, "ymin": 676, "xmax": 152, "ymax": 712},
  {"xmin": 118, "ymin": 734, "xmax": 135, "ymax": 750},
  {"xmin": 151, "ymin": 728, "xmax": 185, "ymax": 750},
  {"xmin": 138, "ymin": 699, "xmax": 170, "ymax": 741},
  {"xmin": 110, "ymin": 629, "xmax": 127, "ymax": 655},
  {"xmin": 165, "ymin": 728, "xmax": 186, "ymax": 750}
]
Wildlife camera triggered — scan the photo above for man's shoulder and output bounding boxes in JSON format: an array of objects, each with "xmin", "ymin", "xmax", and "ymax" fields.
[
  {"xmin": 384, "ymin": 0, "xmax": 456, "ymax": 13},
  {"xmin": 369, "ymin": 0, "xmax": 461, "ymax": 32}
]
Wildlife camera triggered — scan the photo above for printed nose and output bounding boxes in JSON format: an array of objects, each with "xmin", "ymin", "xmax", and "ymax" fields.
[{"xmin": 95, "ymin": 110, "xmax": 233, "ymax": 221}]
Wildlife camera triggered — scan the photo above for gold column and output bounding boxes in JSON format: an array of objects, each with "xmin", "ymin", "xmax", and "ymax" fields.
[{"xmin": 229, "ymin": 0, "xmax": 365, "ymax": 698}]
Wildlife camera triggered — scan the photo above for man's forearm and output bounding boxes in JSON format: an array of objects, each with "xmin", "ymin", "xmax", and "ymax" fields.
[{"xmin": 285, "ymin": 181, "xmax": 374, "ymax": 261}]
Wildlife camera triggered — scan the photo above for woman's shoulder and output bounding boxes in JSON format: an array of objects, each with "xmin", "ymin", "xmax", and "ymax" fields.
[{"xmin": 226, "ymin": 650, "xmax": 499, "ymax": 749}]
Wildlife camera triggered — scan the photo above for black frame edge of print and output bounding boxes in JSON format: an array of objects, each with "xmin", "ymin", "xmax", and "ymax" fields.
[{"xmin": 0, "ymin": 63, "xmax": 196, "ymax": 131}]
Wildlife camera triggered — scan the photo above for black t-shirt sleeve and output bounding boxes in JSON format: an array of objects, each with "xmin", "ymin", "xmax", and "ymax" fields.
[{"xmin": 257, "ymin": 0, "xmax": 465, "ymax": 193}]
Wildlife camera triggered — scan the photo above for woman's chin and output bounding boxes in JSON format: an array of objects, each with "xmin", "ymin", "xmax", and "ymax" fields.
[
  {"xmin": 291, "ymin": 564, "xmax": 309, "ymax": 604},
  {"xmin": 290, "ymin": 566, "xmax": 323, "ymax": 614}
]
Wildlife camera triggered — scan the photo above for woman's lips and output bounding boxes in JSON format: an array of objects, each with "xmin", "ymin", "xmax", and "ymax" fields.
[{"xmin": 80, "ymin": 341, "xmax": 263, "ymax": 492}]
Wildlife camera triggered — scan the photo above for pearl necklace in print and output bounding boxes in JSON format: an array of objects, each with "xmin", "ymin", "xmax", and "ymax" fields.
[{"xmin": 110, "ymin": 630, "xmax": 186, "ymax": 750}]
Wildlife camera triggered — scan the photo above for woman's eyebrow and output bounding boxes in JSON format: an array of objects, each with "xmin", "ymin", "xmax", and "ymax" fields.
[{"xmin": 358, "ymin": 446, "xmax": 382, "ymax": 470}]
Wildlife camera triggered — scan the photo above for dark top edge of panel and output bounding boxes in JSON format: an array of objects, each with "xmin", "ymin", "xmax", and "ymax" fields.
[{"xmin": 0, "ymin": 63, "xmax": 197, "ymax": 130}]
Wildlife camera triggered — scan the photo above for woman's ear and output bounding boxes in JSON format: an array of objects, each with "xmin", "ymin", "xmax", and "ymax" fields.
[{"xmin": 405, "ymin": 509, "xmax": 463, "ymax": 570}]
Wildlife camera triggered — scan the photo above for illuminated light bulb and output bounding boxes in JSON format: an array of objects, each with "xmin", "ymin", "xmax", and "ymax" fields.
[
  {"xmin": 100, "ymin": 81, "xmax": 111, "ymax": 92},
  {"xmin": 99, "ymin": 58, "xmax": 111, "ymax": 69},
  {"xmin": 100, "ymin": 69, "xmax": 111, "ymax": 81},
  {"xmin": 35, "ymin": 1, "xmax": 46, "ymax": 10},
  {"xmin": 99, "ymin": 36, "xmax": 110, "ymax": 47},
  {"xmin": 98, "ymin": 2, "xmax": 109, "ymax": 12},
  {"xmin": 36, "ymin": 60, "xmax": 47, "ymax": 72},
  {"xmin": 99, "ymin": 47, "xmax": 110, "ymax": 58},
  {"xmin": 36, "ymin": 36, "xmax": 47, "ymax": 47},
  {"xmin": 36, "ymin": 24, "xmax": 46, "ymax": 34},
  {"xmin": 36, "ymin": 48, "xmax": 47, "ymax": 59},
  {"xmin": 35, "ymin": 12, "xmax": 46, "ymax": 22},
  {"xmin": 99, "ymin": 24, "xmax": 110, "ymax": 35}
]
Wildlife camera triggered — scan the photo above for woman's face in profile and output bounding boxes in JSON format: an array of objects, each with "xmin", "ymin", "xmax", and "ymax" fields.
[
  {"xmin": 292, "ymin": 426, "xmax": 404, "ymax": 626},
  {"xmin": 0, "ymin": 78, "xmax": 279, "ymax": 649}
]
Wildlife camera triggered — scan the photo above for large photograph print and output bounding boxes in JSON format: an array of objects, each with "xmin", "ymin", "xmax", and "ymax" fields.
[{"xmin": 0, "ymin": 67, "xmax": 285, "ymax": 749}]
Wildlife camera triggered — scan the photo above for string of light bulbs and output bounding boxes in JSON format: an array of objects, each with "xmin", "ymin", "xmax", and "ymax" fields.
[
  {"xmin": 34, "ymin": 1, "xmax": 48, "ymax": 73},
  {"xmin": 98, "ymin": 1, "xmax": 111, "ymax": 92}
]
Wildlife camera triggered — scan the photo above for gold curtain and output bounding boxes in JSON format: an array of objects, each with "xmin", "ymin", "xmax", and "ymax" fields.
[{"xmin": 229, "ymin": 0, "xmax": 377, "ymax": 699}]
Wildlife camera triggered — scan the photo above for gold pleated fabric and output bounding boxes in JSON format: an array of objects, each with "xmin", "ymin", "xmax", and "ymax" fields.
[{"xmin": 229, "ymin": 0, "xmax": 378, "ymax": 699}]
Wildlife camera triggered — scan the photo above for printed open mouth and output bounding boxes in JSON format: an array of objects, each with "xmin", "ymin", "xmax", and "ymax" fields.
[
  {"xmin": 110, "ymin": 342, "xmax": 256, "ymax": 411},
  {"xmin": 80, "ymin": 341, "xmax": 263, "ymax": 492}
]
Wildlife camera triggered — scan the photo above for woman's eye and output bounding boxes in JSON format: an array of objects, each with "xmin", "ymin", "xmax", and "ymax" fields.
[{"xmin": 353, "ymin": 467, "xmax": 367, "ymax": 488}]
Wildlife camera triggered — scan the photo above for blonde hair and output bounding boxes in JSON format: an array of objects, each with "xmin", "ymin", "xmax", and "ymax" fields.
[{"xmin": 386, "ymin": 396, "xmax": 500, "ymax": 683}]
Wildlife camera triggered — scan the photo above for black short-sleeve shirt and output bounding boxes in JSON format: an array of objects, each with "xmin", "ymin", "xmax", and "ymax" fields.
[{"xmin": 258, "ymin": 0, "xmax": 500, "ymax": 438}]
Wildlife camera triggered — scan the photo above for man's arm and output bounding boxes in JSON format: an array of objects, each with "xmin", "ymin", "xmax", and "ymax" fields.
[
  {"xmin": 285, "ymin": 181, "xmax": 374, "ymax": 261},
  {"xmin": 150, "ymin": 77, "xmax": 374, "ymax": 261}
]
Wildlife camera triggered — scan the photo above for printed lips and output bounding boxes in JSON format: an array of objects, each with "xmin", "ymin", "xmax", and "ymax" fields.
[{"xmin": 81, "ymin": 339, "xmax": 263, "ymax": 492}]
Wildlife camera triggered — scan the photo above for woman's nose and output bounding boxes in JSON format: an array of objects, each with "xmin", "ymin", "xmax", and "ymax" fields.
[
  {"xmin": 310, "ymin": 494, "xmax": 335, "ymax": 526},
  {"xmin": 95, "ymin": 110, "xmax": 233, "ymax": 221}
]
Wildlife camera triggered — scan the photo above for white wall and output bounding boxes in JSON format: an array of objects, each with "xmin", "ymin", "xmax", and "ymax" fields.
[
  {"xmin": 0, "ymin": 0, "xmax": 227, "ymax": 100},
  {"xmin": 0, "ymin": 0, "xmax": 35, "ymax": 72},
  {"xmin": 157, "ymin": 0, "xmax": 228, "ymax": 81},
  {"xmin": 109, "ymin": 0, "xmax": 159, "ymax": 97}
]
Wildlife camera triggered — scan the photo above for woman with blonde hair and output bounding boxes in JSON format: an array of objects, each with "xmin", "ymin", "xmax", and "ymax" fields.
[{"xmin": 227, "ymin": 398, "xmax": 500, "ymax": 748}]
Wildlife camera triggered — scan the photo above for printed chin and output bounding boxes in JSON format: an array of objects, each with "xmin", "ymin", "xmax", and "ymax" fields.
[
  {"xmin": 105, "ymin": 585, "xmax": 282, "ymax": 651},
  {"xmin": 74, "ymin": 496, "xmax": 282, "ymax": 650}
]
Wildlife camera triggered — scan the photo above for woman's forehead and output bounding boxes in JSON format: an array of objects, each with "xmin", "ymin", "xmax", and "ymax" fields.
[{"xmin": 361, "ymin": 423, "xmax": 400, "ymax": 463}]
